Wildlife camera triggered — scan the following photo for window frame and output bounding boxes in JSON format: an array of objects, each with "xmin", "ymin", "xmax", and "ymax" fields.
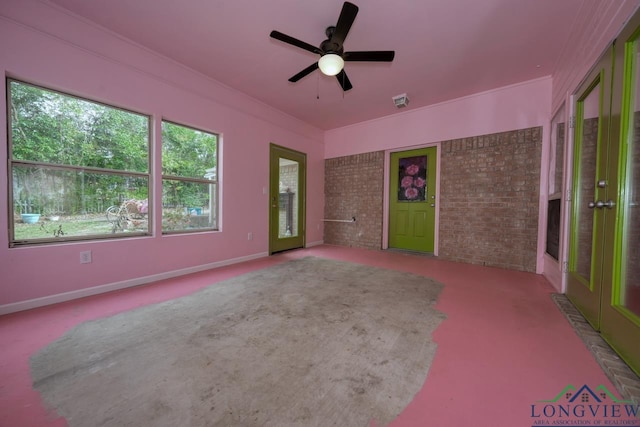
[
  {"xmin": 7, "ymin": 78, "xmax": 153, "ymax": 247},
  {"xmin": 545, "ymin": 104, "xmax": 567, "ymax": 260},
  {"xmin": 160, "ymin": 119, "xmax": 219, "ymax": 235}
]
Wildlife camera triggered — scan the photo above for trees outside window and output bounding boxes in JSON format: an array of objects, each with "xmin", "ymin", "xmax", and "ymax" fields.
[
  {"xmin": 161, "ymin": 120, "xmax": 218, "ymax": 233},
  {"xmin": 7, "ymin": 80, "xmax": 220, "ymax": 245},
  {"xmin": 8, "ymin": 79, "xmax": 150, "ymax": 245}
]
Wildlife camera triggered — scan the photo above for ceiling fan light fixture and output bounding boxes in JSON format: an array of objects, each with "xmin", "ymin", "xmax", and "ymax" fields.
[{"xmin": 318, "ymin": 53, "xmax": 344, "ymax": 76}]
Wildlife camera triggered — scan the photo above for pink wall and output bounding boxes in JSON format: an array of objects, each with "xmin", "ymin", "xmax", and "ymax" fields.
[
  {"xmin": 324, "ymin": 77, "xmax": 552, "ymax": 159},
  {"xmin": 0, "ymin": 1, "xmax": 325, "ymax": 310}
]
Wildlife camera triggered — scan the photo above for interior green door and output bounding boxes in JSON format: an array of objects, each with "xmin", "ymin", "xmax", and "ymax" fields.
[
  {"xmin": 567, "ymin": 48, "xmax": 613, "ymax": 331},
  {"xmin": 269, "ymin": 144, "xmax": 306, "ymax": 254},
  {"xmin": 388, "ymin": 147, "xmax": 437, "ymax": 252},
  {"xmin": 600, "ymin": 13, "xmax": 640, "ymax": 376}
]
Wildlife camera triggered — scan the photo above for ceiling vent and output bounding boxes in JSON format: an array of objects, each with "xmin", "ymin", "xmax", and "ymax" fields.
[{"xmin": 392, "ymin": 93, "xmax": 409, "ymax": 108}]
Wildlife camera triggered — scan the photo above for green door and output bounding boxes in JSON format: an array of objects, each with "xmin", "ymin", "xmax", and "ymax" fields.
[
  {"xmin": 567, "ymin": 48, "xmax": 613, "ymax": 331},
  {"xmin": 269, "ymin": 144, "xmax": 306, "ymax": 254},
  {"xmin": 388, "ymin": 147, "xmax": 437, "ymax": 253},
  {"xmin": 600, "ymin": 13, "xmax": 640, "ymax": 376},
  {"xmin": 568, "ymin": 9, "xmax": 640, "ymax": 376}
]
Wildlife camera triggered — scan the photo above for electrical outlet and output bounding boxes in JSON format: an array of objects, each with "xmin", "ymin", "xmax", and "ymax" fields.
[
  {"xmin": 247, "ymin": 232, "xmax": 253, "ymax": 241},
  {"xmin": 80, "ymin": 250, "xmax": 92, "ymax": 264}
]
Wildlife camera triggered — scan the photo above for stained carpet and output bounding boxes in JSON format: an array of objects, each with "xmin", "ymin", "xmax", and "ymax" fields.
[{"xmin": 30, "ymin": 257, "xmax": 445, "ymax": 426}]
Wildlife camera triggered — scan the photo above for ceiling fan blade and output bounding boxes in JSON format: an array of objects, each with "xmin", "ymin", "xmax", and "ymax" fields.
[
  {"xmin": 289, "ymin": 62, "xmax": 319, "ymax": 82},
  {"xmin": 344, "ymin": 51, "xmax": 395, "ymax": 62},
  {"xmin": 335, "ymin": 70, "xmax": 353, "ymax": 91},
  {"xmin": 331, "ymin": 2, "xmax": 359, "ymax": 47},
  {"xmin": 270, "ymin": 31, "xmax": 322, "ymax": 55}
]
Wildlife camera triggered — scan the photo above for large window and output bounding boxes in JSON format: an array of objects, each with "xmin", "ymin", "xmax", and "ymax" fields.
[
  {"xmin": 8, "ymin": 79, "xmax": 151, "ymax": 246},
  {"xmin": 161, "ymin": 120, "xmax": 218, "ymax": 233}
]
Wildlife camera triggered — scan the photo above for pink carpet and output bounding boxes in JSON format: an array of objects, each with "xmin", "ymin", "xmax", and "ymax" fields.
[{"xmin": 0, "ymin": 245, "xmax": 626, "ymax": 426}]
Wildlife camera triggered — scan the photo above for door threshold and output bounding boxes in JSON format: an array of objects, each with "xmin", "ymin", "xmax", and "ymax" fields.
[
  {"xmin": 552, "ymin": 294, "xmax": 640, "ymax": 402},
  {"xmin": 270, "ymin": 246, "xmax": 304, "ymax": 255},
  {"xmin": 386, "ymin": 248, "xmax": 435, "ymax": 257}
]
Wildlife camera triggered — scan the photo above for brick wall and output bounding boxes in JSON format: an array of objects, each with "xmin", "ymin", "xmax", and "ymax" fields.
[
  {"xmin": 438, "ymin": 127, "xmax": 542, "ymax": 272},
  {"xmin": 324, "ymin": 152, "xmax": 384, "ymax": 249},
  {"xmin": 323, "ymin": 127, "xmax": 543, "ymax": 272}
]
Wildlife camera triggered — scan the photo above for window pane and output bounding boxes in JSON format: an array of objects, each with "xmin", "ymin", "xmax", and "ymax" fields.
[
  {"xmin": 9, "ymin": 80, "xmax": 149, "ymax": 173},
  {"xmin": 161, "ymin": 121, "xmax": 217, "ymax": 179},
  {"xmin": 546, "ymin": 199, "xmax": 561, "ymax": 260},
  {"xmin": 546, "ymin": 106, "xmax": 565, "ymax": 260},
  {"xmin": 549, "ymin": 106, "xmax": 566, "ymax": 195},
  {"xmin": 12, "ymin": 165, "xmax": 149, "ymax": 242},
  {"xmin": 162, "ymin": 178, "xmax": 216, "ymax": 232},
  {"xmin": 161, "ymin": 120, "xmax": 218, "ymax": 234}
]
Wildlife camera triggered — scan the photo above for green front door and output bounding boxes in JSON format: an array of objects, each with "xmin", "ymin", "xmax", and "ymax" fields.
[
  {"xmin": 388, "ymin": 147, "xmax": 437, "ymax": 252},
  {"xmin": 269, "ymin": 144, "xmax": 306, "ymax": 254}
]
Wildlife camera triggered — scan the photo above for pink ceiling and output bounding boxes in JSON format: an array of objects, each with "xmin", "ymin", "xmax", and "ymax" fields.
[{"xmin": 46, "ymin": 0, "xmax": 581, "ymax": 130}]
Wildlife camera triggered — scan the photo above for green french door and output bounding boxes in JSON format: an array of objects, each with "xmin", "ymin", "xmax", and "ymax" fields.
[
  {"xmin": 388, "ymin": 147, "xmax": 437, "ymax": 253},
  {"xmin": 269, "ymin": 144, "xmax": 306, "ymax": 254},
  {"xmin": 567, "ymin": 48, "xmax": 613, "ymax": 331},
  {"xmin": 568, "ymin": 10, "xmax": 640, "ymax": 375},
  {"xmin": 601, "ymin": 12, "xmax": 640, "ymax": 375}
]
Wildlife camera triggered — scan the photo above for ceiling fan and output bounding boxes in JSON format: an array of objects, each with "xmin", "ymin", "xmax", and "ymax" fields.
[{"xmin": 270, "ymin": 1, "xmax": 395, "ymax": 91}]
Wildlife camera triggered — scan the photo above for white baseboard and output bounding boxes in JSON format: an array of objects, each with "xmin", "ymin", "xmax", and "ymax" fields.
[
  {"xmin": 306, "ymin": 240, "xmax": 324, "ymax": 248},
  {"xmin": 0, "ymin": 252, "xmax": 269, "ymax": 315}
]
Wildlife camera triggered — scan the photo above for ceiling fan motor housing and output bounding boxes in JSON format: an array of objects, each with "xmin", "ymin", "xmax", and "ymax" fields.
[{"xmin": 321, "ymin": 28, "xmax": 344, "ymax": 55}]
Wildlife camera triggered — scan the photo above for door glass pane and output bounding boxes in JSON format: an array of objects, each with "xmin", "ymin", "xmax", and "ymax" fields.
[
  {"xmin": 397, "ymin": 155, "xmax": 427, "ymax": 201},
  {"xmin": 620, "ymin": 48, "xmax": 640, "ymax": 317},
  {"xmin": 278, "ymin": 158, "xmax": 298, "ymax": 238},
  {"xmin": 574, "ymin": 81, "xmax": 600, "ymax": 282}
]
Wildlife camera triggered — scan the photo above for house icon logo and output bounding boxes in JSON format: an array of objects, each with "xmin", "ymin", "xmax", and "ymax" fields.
[
  {"xmin": 538, "ymin": 384, "xmax": 632, "ymax": 404},
  {"xmin": 530, "ymin": 384, "xmax": 639, "ymax": 426}
]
